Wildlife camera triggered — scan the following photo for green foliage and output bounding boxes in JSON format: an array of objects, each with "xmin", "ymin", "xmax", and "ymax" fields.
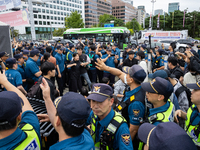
[
  {"xmin": 53, "ymin": 28, "xmax": 66, "ymax": 36},
  {"xmin": 125, "ymin": 18, "xmax": 141, "ymax": 34},
  {"xmin": 10, "ymin": 29, "xmax": 19, "ymax": 37},
  {"xmin": 98, "ymin": 14, "xmax": 125, "ymax": 27},
  {"xmin": 65, "ymin": 11, "xmax": 84, "ymax": 28},
  {"xmin": 143, "ymin": 10, "xmax": 200, "ymax": 37}
]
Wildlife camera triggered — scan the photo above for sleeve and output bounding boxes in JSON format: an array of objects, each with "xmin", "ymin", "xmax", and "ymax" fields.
[
  {"xmin": 68, "ymin": 53, "xmax": 73, "ymax": 61},
  {"xmin": 122, "ymin": 59, "xmax": 128, "ymax": 67},
  {"xmin": 159, "ymin": 58, "xmax": 164, "ymax": 66},
  {"xmin": 30, "ymin": 62, "xmax": 40, "ymax": 75},
  {"xmin": 20, "ymin": 111, "xmax": 41, "ymax": 139},
  {"xmin": 101, "ymin": 54, "xmax": 107, "ymax": 59},
  {"xmin": 128, "ymin": 101, "xmax": 145, "ymax": 125},
  {"xmin": 164, "ymin": 50, "xmax": 170, "ymax": 55},
  {"xmin": 86, "ymin": 55, "xmax": 91, "ymax": 63},
  {"xmin": 15, "ymin": 72, "xmax": 23, "ymax": 86},
  {"xmin": 114, "ymin": 82, "xmax": 121, "ymax": 96},
  {"xmin": 114, "ymin": 123, "xmax": 133, "ymax": 150},
  {"xmin": 178, "ymin": 91, "xmax": 189, "ymax": 112},
  {"xmin": 173, "ymin": 94, "xmax": 180, "ymax": 110}
]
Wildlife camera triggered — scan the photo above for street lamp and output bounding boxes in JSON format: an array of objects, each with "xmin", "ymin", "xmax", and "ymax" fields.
[{"xmin": 151, "ymin": 0, "xmax": 156, "ymax": 29}]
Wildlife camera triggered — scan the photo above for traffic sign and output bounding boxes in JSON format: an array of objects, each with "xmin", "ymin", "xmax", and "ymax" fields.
[{"xmin": 104, "ymin": 24, "xmax": 114, "ymax": 27}]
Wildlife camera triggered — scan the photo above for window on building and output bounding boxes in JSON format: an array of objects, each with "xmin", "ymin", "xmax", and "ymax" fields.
[
  {"xmin": 51, "ymin": 16, "xmax": 53, "ymax": 19},
  {"xmin": 35, "ymin": 21, "xmax": 38, "ymax": 24},
  {"xmin": 61, "ymin": 17, "xmax": 64, "ymax": 20},
  {"xmin": 38, "ymin": 8, "xmax": 41, "ymax": 12},
  {"xmin": 64, "ymin": 12, "xmax": 66, "ymax": 16},
  {"xmin": 50, "ymin": 4, "xmax": 52, "ymax": 8},
  {"xmin": 57, "ymin": 6, "xmax": 59, "ymax": 9},
  {"xmin": 64, "ymin": 7, "xmax": 66, "ymax": 10},
  {"xmin": 61, "ymin": 6, "xmax": 63, "ymax": 10},
  {"xmin": 80, "ymin": 1, "xmax": 81, "ymax": 4},
  {"xmin": 47, "ymin": 16, "xmax": 50, "ymax": 19},
  {"xmin": 39, "ymin": 21, "xmax": 42, "ymax": 25},
  {"xmin": 80, "ymin": 6, "xmax": 82, "ymax": 9},
  {"xmin": 43, "ymin": 15, "xmax": 46, "ymax": 19},
  {"xmin": 51, "ymin": 22, "xmax": 54, "ymax": 24},
  {"xmin": 67, "ymin": 8, "xmax": 69, "ymax": 11},
  {"xmin": 55, "ymin": 17, "xmax": 57, "ymax": 20},
  {"xmin": 58, "ymin": 17, "xmax": 60, "ymax": 20},
  {"xmin": 50, "ymin": 10, "xmax": 53, "ymax": 14},
  {"xmin": 47, "ymin": 22, "xmax": 50, "ymax": 25},
  {"xmin": 54, "ymin": 5, "xmax": 56, "ymax": 9},
  {"xmin": 66, "ymin": 2, "xmax": 68, "ymax": 6},
  {"xmin": 61, "ymin": 12, "xmax": 63, "ymax": 15},
  {"xmin": 60, "ymin": 1, "xmax": 62, "ymax": 4},
  {"xmin": 58, "ymin": 11, "xmax": 60, "ymax": 15},
  {"xmin": 54, "ymin": 11, "xmax": 56, "ymax": 14},
  {"xmin": 38, "ymin": 15, "xmax": 41, "ymax": 18},
  {"xmin": 72, "ymin": 4, "xmax": 74, "ymax": 7},
  {"xmin": 57, "ymin": 0, "xmax": 59, "ymax": 4},
  {"xmin": 46, "ymin": 10, "xmax": 49, "ymax": 13},
  {"xmin": 55, "ymin": 22, "xmax": 57, "ymax": 24},
  {"xmin": 46, "ymin": 4, "xmax": 49, "ymax": 7},
  {"xmin": 63, "ymin": 2, "xmax": 65, "ymax": 5},
  {"xmin": 43, "ymin": 21, "xmax": 46, "ymax": 25},
  {"xmin": 34, "ymin": 14, "xmax": 37, "ymax": 18},
  {"xmin": 41, "ymin": 9, "xmax": 44, "ymax": 13}
]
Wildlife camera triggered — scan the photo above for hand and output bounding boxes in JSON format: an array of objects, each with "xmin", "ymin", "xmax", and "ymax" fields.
[
  {"xmin": 95, "ymin": 58, "xmax": 108, "ymax": 71},
  {"xmin": 37, "ymin": 114, "xmax": 50, "ymax": 122},
  {"xmin": 74, "ymin": 63, "xmax": 77, "ymax": 66},
  {"xmin": 115, "ymin": 55, "xmax": 119, "ymax": 59},
  {"xmin": 40, "ymin": 78, "xmax": 51, "ymax": 100},
  {"xmin": 175, "ymin": 52, "xmax": 181, "ymax": 55},
  {"xmin": 174, "ymin": 110, "xmax": 182, "ymax": 123},
  {"xmin": 153, "ymin": 69, "xmax": 156, "ymax": 73},
  {"xmin": 108, "ymin": 54, "xmax": 111, "ymax": 58},
  {"xmin": 185, "ymin": 51, "xmax": 193, "ymax": 58},
  {"xmin": 0, "ymin": 70, "xmax": 8, "ymax": 85},
  {"xmin": 150, "ymin": 49, "xmax": 153, "ymax": 53},
  {"xmin": 58, "ymin": 74, "xmax": 61, "ymax": 78}
]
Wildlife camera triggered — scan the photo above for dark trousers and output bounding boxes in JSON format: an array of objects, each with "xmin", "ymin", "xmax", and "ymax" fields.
[
  {"xmin": 56, "ymin": 70, "xmax": 65, "ymax": 96},
  {"xmin": 88, "ymin": 69, "xmax": 97, "ymax": 83},
  {"xmin": 103, "ymin": 72, "xmax": 115, "ymax": 84},
  {"xmin": 97, "ymin": 69, "xmax": 104, "ymax": 83},
  {"xmin": 69, "ymin": 76, "xmax": 82, "ymax": 92}
]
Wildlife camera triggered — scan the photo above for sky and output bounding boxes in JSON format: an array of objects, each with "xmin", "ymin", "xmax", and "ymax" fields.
[{"xmin": 133, "ymin": 0, "xmax": 200, "ymax": 14}]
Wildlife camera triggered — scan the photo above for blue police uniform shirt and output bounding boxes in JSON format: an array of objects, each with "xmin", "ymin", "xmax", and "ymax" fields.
[
  {"xmin": 102, "ymin": 54, "xmax": 116, "ymax": 73},
  {"xmin": 84, "ymin": 46, "xmax": 88, "ymax": 54},
  {"xmin": 66, "ymin": 50, "xmax": 73, "ymax": 62},
  {"xmin": 25, "ymin": 58, "xmax": 41, "ymax": 82},
  {"xmin": 153, "ymin": 55, "xmax": 164, "ymax": 67},
  {"xmin": 5, "ymin": 69, "xmax": 23, "ymax": 87},
  {"xmin": 112, "ymin": 49, "xmax": 120, "ymax": 61},
  {"xmin": 149, "ymin": 101, "xmax": 171, "ymax": 126},
  {"xmin": 0, "ymin": 111, "xmax": 41, "ymax": 149},
  {"xmin": 49, "ymin": 129, "xmax": 95, "ymax": 150},
  {"xmin": 17, "ymin": 64, "xmax": 26, "ymax": 79},
  {"xmin": 100, "ymin": 49, "xmax": 106, "ymax": 55},
  {"xmin": 55, "ymin": 53, "xmax": 65, "ymax": 73},
  {"xmin": 189, "ymin": 105, "xmax": 200, "ymax": 126},
  {"xmin": 36, "ymin": 55, "xmax": 43, "ymax": 66},
  {"xmin": 124, "ymin": 86, "xmax": 145, "ymax": 125},
  {"xmin": 144, "ymin": 50, "xmax": 148, "ymax": 60},
  {"xmin": 89, "ymin": 51, "xmax": 99, "ymax": 70},
  {"xmin": 52, "ymin": 47, "xmax": 57, "ymax": 56},
  {"xmin": 86, "ymin": 109, "xmax": 133, "ymax": 150}
]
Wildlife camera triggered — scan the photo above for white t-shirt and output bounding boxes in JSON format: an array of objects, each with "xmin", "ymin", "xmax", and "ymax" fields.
[{"xmin": 139, "ymin": 59, "xmax": 148, "ymax": 82}]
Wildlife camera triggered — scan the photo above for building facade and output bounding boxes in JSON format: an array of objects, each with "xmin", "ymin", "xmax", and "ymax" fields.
[
  {"xmin": 137, "ymin": 6, "xmax": 145, "ymax": 25},
  {"xmin": 154, "ymin": 9, "xmax": 163, "ymax": 16},
  {"xmin": 112, "ymin": 0, "xmax": 137, "ymax": 24},
  {"xmin": 0, "ymin": 0, "xmax": 85, "ymax": 36},
  {"xmin": 168, "ymin": 2, "xmax": 179, "ymax": 13},
  {"xmin": 84, "ymin": 0, "xmax": 112, "ymax": 28}
]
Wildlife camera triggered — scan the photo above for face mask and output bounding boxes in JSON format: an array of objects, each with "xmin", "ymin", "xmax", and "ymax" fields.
[
  {"xmin": 191, "ymin": 72, "xmax": 198, "ymax": 76},
  {"xmin": 124, "ymin": 74, "xmax": 131, "ymax": 85}
]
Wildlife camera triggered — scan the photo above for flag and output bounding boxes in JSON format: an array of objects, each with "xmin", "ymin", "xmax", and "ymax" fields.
[
  {"xmin": 157, "ymin": 13, "xmax": 160, "ymax": 28},
  {"xmin": 172, "ymin": 12, "xmax": 174, "ymax": 28},
  {"xmin": 183, "ymin": 10, "xmax": 185, "ymax": 27},
  {"xmin": 149, "ymin": 13, "xmax": 152, "ymax": 28}
]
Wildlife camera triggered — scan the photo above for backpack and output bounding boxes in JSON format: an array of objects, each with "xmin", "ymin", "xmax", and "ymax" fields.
[
  {"xmin": 27, "ymin": 77, "xmax": 42, "ymax": 99},
  {"xmin": 175, "ymin": 85, "xmax": 192, "ymax": 107}
]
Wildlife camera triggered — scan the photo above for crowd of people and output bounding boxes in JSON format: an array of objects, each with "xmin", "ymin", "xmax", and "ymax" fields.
[{"xmin": 0, "ymin": 37, "xmax": 200, "ymax": 150}]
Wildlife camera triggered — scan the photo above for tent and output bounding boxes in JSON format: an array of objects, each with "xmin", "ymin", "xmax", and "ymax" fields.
[{"xmin": 0, "ymin": 21, "xmax": 12, "ymax": 57}]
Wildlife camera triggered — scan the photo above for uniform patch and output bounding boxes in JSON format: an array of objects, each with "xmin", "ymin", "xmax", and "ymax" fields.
[
  {"xmin": 93, "ymin": 86, "xmax": 101, "ymax": 93},
  {"xmin": 121, "ymin": 134, "xmax": 130, "ymax": 145},
  {"xmin": 133, "ymin": 109, "xmax": 140, "ymax": 117}
]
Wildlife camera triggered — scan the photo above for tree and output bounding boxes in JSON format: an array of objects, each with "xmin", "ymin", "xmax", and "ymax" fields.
[
  {"xmin": 53, "ymin": 28, "xmax": 66, "ymax": 36},
  {"xmin": 98, "ymin": 14, "xmax": 125, "ymax": 27},
  {"xmin": 125, "ymin": 18, "xmax": 141, "ymax": 33},
  {"xmin": 65, "ymin": 11, "xmax": 84, "ymax": 28}
]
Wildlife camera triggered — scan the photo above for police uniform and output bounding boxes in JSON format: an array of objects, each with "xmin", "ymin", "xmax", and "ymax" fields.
[
  {"xmin": 87, "ymin": 83, "xmax": 133, "ymax": 150},
  {"xmin": 6, "ymin": 69, "xmax": 23, "ymax": 87},
  {"xmin": 152, "ymin": 55, "xmax": 164, "ymax": 71},
  {"xmin": 88, "ymin": 51, "xmax": 99, "ymax": 83}
]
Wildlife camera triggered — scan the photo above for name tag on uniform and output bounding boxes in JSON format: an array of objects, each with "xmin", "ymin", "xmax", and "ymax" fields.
[{"xmin": 24, "ymin": 138, "xmax": 39, "ymax": 150}]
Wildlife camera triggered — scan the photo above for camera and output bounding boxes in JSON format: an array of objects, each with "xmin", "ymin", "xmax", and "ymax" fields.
[{"xmin": 110, "ymin": 53, "xmax": 115, "ymax": 57}]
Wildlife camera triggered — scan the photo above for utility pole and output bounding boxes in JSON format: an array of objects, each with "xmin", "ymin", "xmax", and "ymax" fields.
[
  {"xmin": 151, "ymin": 0, "xmax": 156, "ymax": 29},
  {"xmin": 28, "ymin": 0, "xmax": 36, "ymax": 41}
]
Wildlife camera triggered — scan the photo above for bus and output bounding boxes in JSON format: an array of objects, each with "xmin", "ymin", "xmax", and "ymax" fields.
[{"xmin": 63, "ymin": 27, "xmax": 130, "ymax": 49}]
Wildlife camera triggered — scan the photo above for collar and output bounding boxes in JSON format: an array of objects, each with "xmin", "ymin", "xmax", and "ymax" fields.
[
  {"xmin": 97, "ymin": 108, "xmax": 114, "ymax": 128},
  {"xmin": 149, "ymin": 101, "xmax": 169, "ymax": 115},
  {"xmin": 28, "ymin": 57, "xmax": 35, "ymax": 62},
  {"xmin": 124, "ymin": 86, "xmax": 141, "ymax": 102},
  {"xmin": 157, "ymin": 55, "xmax": 162, "ymax": 59}
]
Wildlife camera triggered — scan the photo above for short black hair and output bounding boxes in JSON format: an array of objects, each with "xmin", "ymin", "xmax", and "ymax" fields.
[
  {"xmin": 73, "ymin": 53, "xmax": 78, "ymax": 57},
  {"xmin": 46, "ymin": 46, "xmax": 52, "ymax": 53},
  {"xmin": 164, "ymin": 95, "xmax": 170, "ymax": 102},
  {"xmin": 102, "ymin": 77, "xmax": 110, "ymax": 84},
  {"xmin": 90, "ymin": 45, "xmax": 96, "ymax": 51},
  {"xmin": 80, "ymin": 86, "xmax": 89, "ymax": 97},
  {"xmin": 0, "ymin": 119, "xmax": 17, "ymax": 131},
  {"xmin": 137, "ymin": 51, "xmax": 145, "ymax": 59},
  {"xmin": 41, "ymin": 61, "xmax": 55, "ymax": 75},
  {"xmin": 89, "ymin": 41, "xmax": 93, "ymax": 46},
  {"xmin": 77, "ymin": 46, "xmax": 82, "ymax": 50},
  {"xmin": 59, "ymin": 114, "xmax": 85, "ymax": 137},
  {"xmin": 167, "ymin": 56, "xmax": 178, "ymax": 66},
  {"xmin": 103, "ymin": 44, "xmax": 107, "ymax": 49},
  {"xmin": 107, "ymin": 42, "xmax": 111, "ymax": 45},
  {"xmin": 43, "ymin": 52, "xmax": 51, "ymax": 61}
]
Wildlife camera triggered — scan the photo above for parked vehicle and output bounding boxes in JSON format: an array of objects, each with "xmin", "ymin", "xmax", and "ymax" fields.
[
  {"xmin": 188, "ymin": 37, "xmax": 199, "ymax": 44},
  {"xmin": 176, "ymin": 39, "xmax": 194, "ymax": 47},
  {"xmin": 159, "ymin": 40, "xmax": 187, "ymax": 53}
]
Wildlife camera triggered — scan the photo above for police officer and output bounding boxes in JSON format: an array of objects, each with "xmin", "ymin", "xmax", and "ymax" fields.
[
  {"xmin": 55, "ymin": 46, "xmax": 65, "ymax": 96},
  {"xmin": 139, "ymin": 45, "xmax": 148, "ymax": 63},
  {"xmin": 150, "ymin": 48, "xmax": 165, "ymax": 73},
  {"xmin": 102, "ymin": 48, "xmax": 118, "ymax": 84},
  {"xmin": 38, "ymin": 78, "xmax": 95, "ymax": 150},
  {"xmin": 122, "ymin": 50, "xmax": 138, "ymax": 67},
  {"xmin": 0, "ymin": 51, "xmax": 9, "ymax": 67},
  {"xmin": 112, "ymin": 43, "xmax": 120, "ymax": 68},
  {"xmin": 5, "ymin": 58, "xmax": 27, "ymax": 95},
  {"xmin": 86, "ymin": 83, "xmax": 133, "ymax": 150},
  {"xmin": 175, "ymin": 81, "xmax": 200, "ymax": 149},
  {"xmin": 95, "ymin": 59, "xmax": 146, "ymax": 149},
  {"xmin": 141, "ymin": 77, "xmax": 175, "ymax": 125},
  {"xmin": 25, "ymin": 49, "xmax": 42, "ymax": 90},
  {"xmin": 0, "ymin": 71, "xmax": 41, "ymax": 149},
  {"xmin": 22, "ymin": 50, "xmax": 29, "ymax": 62}
]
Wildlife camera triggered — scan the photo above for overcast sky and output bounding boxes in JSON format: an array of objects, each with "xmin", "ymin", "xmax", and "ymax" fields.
[{"xmin": 133, "ymin": 0, "xmax": 200, "ymax": 14}]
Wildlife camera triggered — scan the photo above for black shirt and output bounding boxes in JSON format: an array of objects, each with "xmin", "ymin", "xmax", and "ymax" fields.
[
  {"xmin": 122, "ymin": 58, "xmax": 138, "ymax": 67},
  {"xmin": 70, "ymin": 60, "xmax": 81, "ymax": 79},
  {"xmin": 79, "ymin": 54, "xmax": 87, "ymax": 74}
]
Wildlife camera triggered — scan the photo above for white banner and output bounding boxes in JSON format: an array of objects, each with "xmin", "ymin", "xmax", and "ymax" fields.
[{"xmin": 0, "ymin": 0, "xmax": 21, "ymax": 11}]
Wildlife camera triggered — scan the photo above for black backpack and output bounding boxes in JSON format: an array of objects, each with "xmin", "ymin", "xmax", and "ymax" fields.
[
  {"xmin": 27, "ymin": 77, "xmax": 42, "ymax": 99},
  {"xmin": 175, "ymin": 85, "xmax": 192, "ymax": 107}
]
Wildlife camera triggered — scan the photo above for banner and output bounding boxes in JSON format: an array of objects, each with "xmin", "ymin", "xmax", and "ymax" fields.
[
  {"xmin": 157, "ymin": 13, "xmax": 160, "ymax": 28},
  {"xmin": 0, "ymin": 9, "xmax": 29, "ymax": 27},
  {"xmin": 0, "ymin": 0, "xmax": 21, "ymax": 11},
  {"xmin": 183, "ymin": 10, "xmax": 185, "ymax": 27}
]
